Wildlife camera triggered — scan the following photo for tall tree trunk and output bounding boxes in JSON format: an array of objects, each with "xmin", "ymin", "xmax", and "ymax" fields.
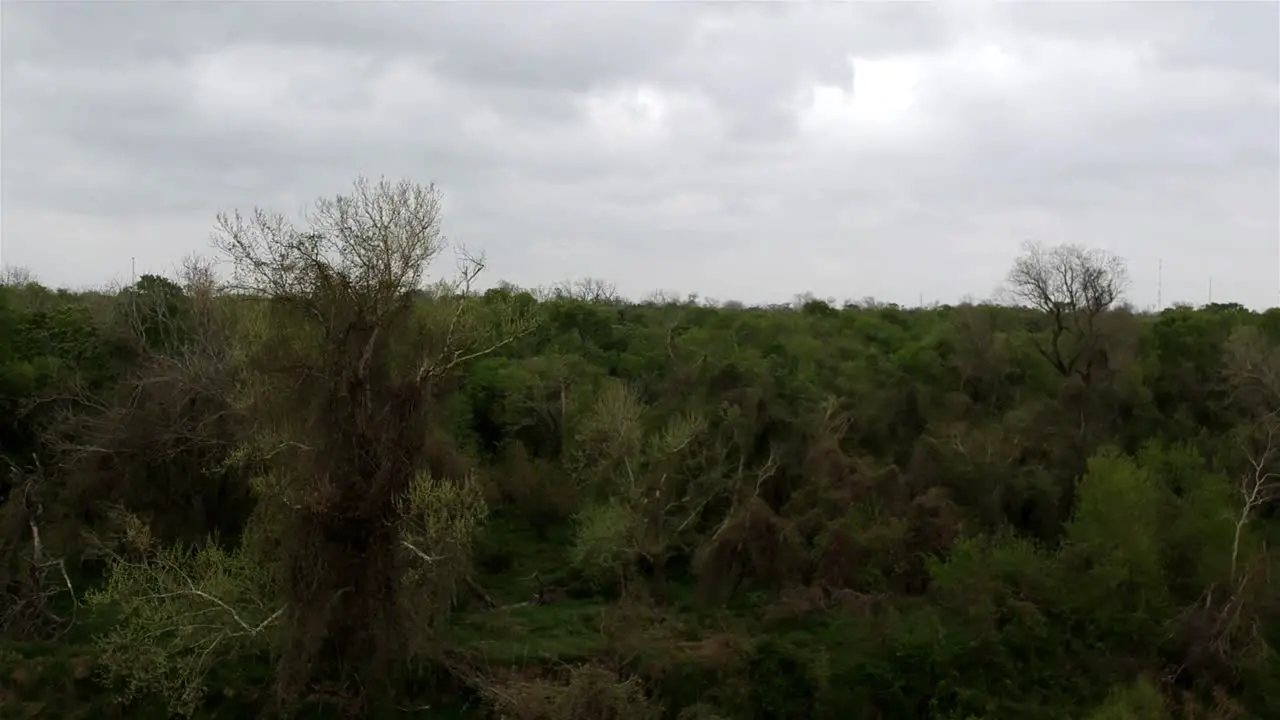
[{"xmin": 274, "ymin": 510, "xmax": 406, "ymax": 716}]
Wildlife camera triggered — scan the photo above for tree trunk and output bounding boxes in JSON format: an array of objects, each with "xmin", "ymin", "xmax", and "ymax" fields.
[{"xmin": 275, "ymin": 511, "xmax": 406, "ymax": 717}]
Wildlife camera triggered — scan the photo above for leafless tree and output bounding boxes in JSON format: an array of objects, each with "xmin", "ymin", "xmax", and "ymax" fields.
[
  {"xmin": 1165, "ymin": 323, "xmax": 1280, "ymax": 689},
  {"xmin": 643, "ymin": 289, "xmax": 682, "ymax": 306},
  {"xmin": 1, "ymin": 456, "xmax": 77, "ymax": 640},
  {"xmin": 554, "ymin": 277, "xmax": 620, "ymax": 304},
  {"xmin": 1006, "ymin": 240, "xmax": 1129, "ymax": 380},
  {"xmin": 1233, "ymin": 429, "xmax": 1278, "ymax": 585},
  {"xmin": 1224, "ymin": 325, "xmax": 1280, "ymax": 584},
  {"xmin": 1225, "ymin": 325, "xmax": 1280, "ymax": 413},
  {"xmin": 0, "ymin": 264, "xmax": 36, "ymax": 287},
  {"xmin": 178, "ymin": 252, "xmax": 220, "ymax": 296},
  {"xmin": 1170, "ymin": 418, "xmax": 1277, "ymax": 691}
]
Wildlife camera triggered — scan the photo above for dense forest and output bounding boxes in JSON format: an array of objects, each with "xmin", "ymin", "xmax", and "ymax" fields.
[{"xmin": 2, "ymin": 178, "xmax": 1279, "ymax": 719}]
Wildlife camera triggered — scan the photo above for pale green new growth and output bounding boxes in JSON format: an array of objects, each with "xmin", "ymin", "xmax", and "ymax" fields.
[
  {"xmin": 396, "ymin": 470, "xmax": 488, "ymax": 639},
  {"xmin": 86, "ymin": 512, "xmax": 280, "ymax": 717},
  {"xmin": 571, "ymin": 500, "xmax": 641, "ymax": 589},
  {"xmin": 567, "ymin": 378, "xmax": 713, "ymax": 588},
  {"xmin": 1085, "ymin": 677, "xmax": 1167, "ymax": 720}
]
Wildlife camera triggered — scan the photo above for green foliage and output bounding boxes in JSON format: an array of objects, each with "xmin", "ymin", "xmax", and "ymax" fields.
[
  {"xmin": 121, "ymin": 275, "xmax": 194, "ymax": 356},
  {"xmin": 1139, "ymin": 441, "xmax": 1239, "ymax": 595},
  {"xmin": 1085, "ymin": 677, "xmax": 1167, "ymax": 720},
  {"xmin": 397, "ymin": 470, "xmax": 489, "ymax": 635},
  {"xmin": 1062, "ymin": 450, "xmax": 1175, "ymax": 642},
  {"xmin": 748, "ymin": 637, "xmax": 818, "ymax": 719},
  {"xmin": 929, "ymin": 533, "xmax": 1059, "ymax": 630},
  {"xmin": 84, "ymin": 511, "xmax": 280, "ymax": 717},
  {"xmin": 7, "ymin": 244, "xmax": 1280, "ymax": 718},
  {"xmin": 570, "ymin": 499, "xmax": 640, "ymax": 590}
]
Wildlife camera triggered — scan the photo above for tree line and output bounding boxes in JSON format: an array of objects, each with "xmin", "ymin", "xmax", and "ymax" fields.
[{"xmin": 1, "ymin": 177, "xmax": 1278, "ymax": 719}]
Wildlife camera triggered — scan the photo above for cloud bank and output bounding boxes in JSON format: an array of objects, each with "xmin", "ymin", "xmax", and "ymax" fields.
[{"xmin": 2, "ymin": 2, "xmax": 1277, "ymax": 307}]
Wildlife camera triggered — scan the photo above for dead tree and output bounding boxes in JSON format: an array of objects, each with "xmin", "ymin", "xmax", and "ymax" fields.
[
  {"xmin": 1167, "ymin": 324, "xmax": 1280, "ymax": 689},
  {"xmin": 1233, "ymin": 429, "xmax": 1278, "ymax": 584},
  {"xmin": 1, "ymin": 456, "xmax": 77, "ymax": 640},
  {"xmin": 1224, "ymin": 325, "xmax": 1280, "ymax": 583}
]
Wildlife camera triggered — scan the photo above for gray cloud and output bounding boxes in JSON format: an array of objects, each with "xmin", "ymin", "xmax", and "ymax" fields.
[{"xmin": 2, "ymin": 1, "xmax": 1276, "ymax": 308}]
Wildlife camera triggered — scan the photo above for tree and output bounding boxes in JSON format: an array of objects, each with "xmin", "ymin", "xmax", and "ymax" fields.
[
  {"xmin": 1006, "ymin": 241, "xmax": 1128, "ymax": 381},
  {"xmin": 0, "ymin": 265, "xmax": 36, "ymax": 288},
  {"xmin": 47, "ymin": 262, "xmax": 248, "ymax": 548},
  {"xmin": 208, "ymin": 176, "xmax": 535, "ymax": 713},
  {"xmin": 1223, "ymin": 325, "xmax": 1280, "ymax": 584},
  {"xmin": 566, "ymin": 378, "xmax": 713, "ymax": 599},
  {"xmin": 554, "ymin": 277, "xmax": 621, "ymax": 304}
]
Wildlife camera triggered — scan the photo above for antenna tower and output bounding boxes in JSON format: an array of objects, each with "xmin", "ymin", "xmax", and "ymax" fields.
[{"xmin": 1156, "ymin": 258, "xmax": 1162, "ymax": 311}]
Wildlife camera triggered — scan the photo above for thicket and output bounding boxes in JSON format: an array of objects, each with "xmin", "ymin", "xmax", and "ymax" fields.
[{"xmin": 2, "ymin": 177, "xmax": 1279, "ymax": 719}]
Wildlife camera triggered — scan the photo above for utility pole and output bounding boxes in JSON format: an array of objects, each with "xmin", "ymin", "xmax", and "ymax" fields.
[
  {"xmin": 1208, "ymin": 276, "xmax": 1213, "ymax": 305},
  {"xmin": 1156, "ymin": 258, "xmax": 1162, "ymax": 311},
  {"xmin": 131, "ymin": 257, "xmax": 136, "ymax": 285}
]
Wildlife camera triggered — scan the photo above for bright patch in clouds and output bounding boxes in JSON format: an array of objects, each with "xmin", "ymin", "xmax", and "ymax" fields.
[
  {"xmin": 799, "ymin": 55, "xmax": 927, "ymax": 146},
  {"xmin": 798, "ymin": 40, "xmax": 1032, "ymax": 147},
  {"xmin": 583, "ymin": 83, "xmax": 724, "ymax": 151},
  {"xmin": 964, "ymin": 42, "xmax": 1022, "ymax": 85},
  {"xmin": 584, "ymin": 84, "xmax": 673, "ymax": 146}
]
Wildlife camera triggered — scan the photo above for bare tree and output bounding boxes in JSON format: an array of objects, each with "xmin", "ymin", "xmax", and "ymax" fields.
[
  {"xmin": 210, "ymin": 176, "xmax": 535, "ymax": 713},
  {"xmin": 0, "ymin": 264, "xmax": 36, "ymax": 287},
  {"xmin": 1224, "ymin": 325, "xmax": 1280, "ymax": 584},
  {"xmin": 177, "ymin": 252, "xmax": 220, "ymax": 296},
  {"xmin": 1165, "ymin": 327, "xmax": 1280, "ymax": 691},
  {"xmin": 1, "ymin": 456, "xmax": 77, "ymax": 640},
  {"xmin": 1225, "ymin": 325, "xmax": 1280, "ymax": 414},
  {"xmin": 1006, "ymin": 241, "xmax": 1129, "ymax": 380},
  {"xmin": 642, "ymin": 289, "xmax": 682, "ymax": 306},
  {"xmin": 554, "ymin": 277, "xmax": 620, "ymax": 304},
  {"xmin": 1233, "ymin": 429, "xmax": 1278, "ymax": 585}
]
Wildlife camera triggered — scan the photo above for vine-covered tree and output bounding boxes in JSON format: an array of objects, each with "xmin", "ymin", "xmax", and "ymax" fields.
[
  {"xmin": 212, "ymin": 176, "xmax": 535, "ymax": 712},
  {"xmin": 82, "ymin": 177, "xmax": 535, "ymax": 716}
]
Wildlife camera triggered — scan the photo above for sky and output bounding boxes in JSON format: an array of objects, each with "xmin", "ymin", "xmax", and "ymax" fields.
[{"xmin": 2, "ymin": 1, "xmax": 1278, "ymax": 308}]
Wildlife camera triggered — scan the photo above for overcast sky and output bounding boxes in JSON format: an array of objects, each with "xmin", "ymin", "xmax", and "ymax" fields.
[{"xmin": 2, "ymin": 1, "xmax": 1277, "ymax": 307}]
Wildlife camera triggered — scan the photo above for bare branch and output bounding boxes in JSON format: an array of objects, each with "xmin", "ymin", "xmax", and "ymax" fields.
[
  {"xmin": 1233, "ymin": 425, "xmax": 1280, "ymax": 584},
  {"xmin": 2, "ymin": 457, "xmax": 78, "ymax": 639},
  {"xmin": 0, "ymin": 264, "xmax": 37, "ymax": 287},
  {"xmin": 1006, "ymin": 241, "xmax": 1128, "ymax": 379}
]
